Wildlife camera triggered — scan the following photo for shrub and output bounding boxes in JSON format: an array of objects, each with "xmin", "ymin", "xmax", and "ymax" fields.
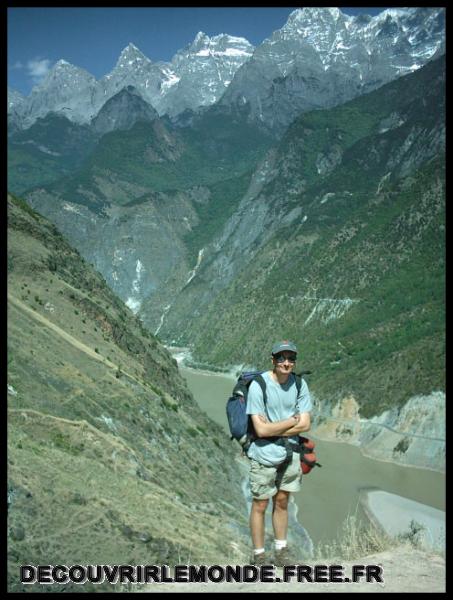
[
  {"xmin": 397, "ymin": 520, "xmax": 427, "ymax": 548},
  {"xmin": 394, "ymin": 437, "xmax": 410, "ymax": 454}
]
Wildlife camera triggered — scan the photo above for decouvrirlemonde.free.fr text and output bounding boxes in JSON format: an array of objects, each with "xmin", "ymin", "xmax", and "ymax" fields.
[{"xmin": 21, "ymin": 564, "xmax": 384, "ymax": 585}]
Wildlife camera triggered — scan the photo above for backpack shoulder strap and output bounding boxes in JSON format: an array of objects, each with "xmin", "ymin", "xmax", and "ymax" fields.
[
  {"xmin": 253, "ymin": 373, "xmax": 267, "ymax": 406},
  {"xmin": 293, "ymin": 372, "xmax": 302, "ymax": 396},
  {"xmin": 252, "ymin": 373, "xmax": 271, "ymax": 420},
  {"xmin": 294, "ymin": 370, "xmax": 313, "ymax": 396}
]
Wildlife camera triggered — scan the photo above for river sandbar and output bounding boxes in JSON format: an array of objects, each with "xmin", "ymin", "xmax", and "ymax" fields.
[{"xmin": 360, "ymin": 489, "xmax": 445, "ymax": 552}]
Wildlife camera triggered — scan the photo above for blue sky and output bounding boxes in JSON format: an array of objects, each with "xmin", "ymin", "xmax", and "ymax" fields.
[{"xmin": 8, "ymin": 7, "xmax": 389, "ymax": 96}]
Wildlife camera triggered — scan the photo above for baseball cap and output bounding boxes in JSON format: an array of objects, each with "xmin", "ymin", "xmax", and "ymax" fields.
[{"xmin": 271, "ymin": 340, "xmax": 298, "ymax": 355}]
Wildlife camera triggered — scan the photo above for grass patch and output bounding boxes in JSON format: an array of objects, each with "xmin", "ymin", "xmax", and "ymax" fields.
[{"xmin": 314, "ymin": 514, "xmax": 393, "ymax": 561}]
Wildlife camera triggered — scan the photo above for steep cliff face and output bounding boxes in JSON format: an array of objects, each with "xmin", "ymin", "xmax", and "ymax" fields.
[
  {"xmin": 144, "ymin": 147, "xmax": 281, "ymax": 327},
  {"xmin": 156, "ymin": 33, "xmax": 254, "ymax": 116},
  {"xmin": 23, "ymin": 185, "xmax": 199, "ymax": 317},
  {"xmin": 21, "ymin": 60, "xmax": 98, "ymax": 127},
  {"xmin": 359, "ymin": 392, "xmax": 445, "ymax": 471}
]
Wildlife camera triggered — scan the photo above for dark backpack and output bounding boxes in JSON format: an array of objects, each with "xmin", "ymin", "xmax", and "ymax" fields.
[{"xmin": 226, "ymin": 371, "xmax": 303, "ymax": 453}]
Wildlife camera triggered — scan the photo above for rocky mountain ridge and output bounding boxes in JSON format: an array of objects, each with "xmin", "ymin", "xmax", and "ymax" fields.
[
  {"xmin": 219, "ymin": 7, "xmax": 445, "ymax": 133},
  {"xmin": 8, "ymin": 8, "xmax": 444, "ymax": 134},
  {"xmin": 8, "ymin": 112, "xmax": 99, "ymax": 193},
  {"xmin": 9, "ymin": 33, "xmax": 254, "ymax": 129}
]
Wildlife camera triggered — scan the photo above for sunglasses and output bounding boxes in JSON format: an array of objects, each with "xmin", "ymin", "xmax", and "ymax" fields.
[{"xmin": 274, "ymin": 354, "xmax": 297, "ymax": 363}]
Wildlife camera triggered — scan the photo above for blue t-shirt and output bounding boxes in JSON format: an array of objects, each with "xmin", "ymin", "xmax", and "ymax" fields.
[{"xmin": 246, "ymin": 370, "xmax": 312, "ymax": 466}]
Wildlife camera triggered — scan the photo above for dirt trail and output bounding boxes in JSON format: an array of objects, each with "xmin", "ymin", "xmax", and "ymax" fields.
[{"xmin": 8, "ymin": 293, "xmax": 138, "ymax": 382}]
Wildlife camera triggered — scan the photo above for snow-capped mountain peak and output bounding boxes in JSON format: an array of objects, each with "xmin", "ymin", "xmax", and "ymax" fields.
[
  {"xmin": 288, "ymin": 6, "xmax": 343, "ymax": 25},
  {"xmin": 378, "ymin": 8, "xmax": 412, "ymax": 21},
  {"xmin": 188, "ymin": 31, "xmax": 213, "ymax": 54},
  {"xmin": 193, "ymin": 31, "xmax": 209, "ymax": 44},
  {"xmin": 116, "ymin": 43, "xmax": 151, "ymax": 67},
  {"xmin": 8, "ymin": 7, "xmax": 444, "ymax": 132},
  {"xmin": 220, "ymin": 7, "xmax": 445, "ymax": 134},
  {"xmin": 187, "ymin": 31, "xmax": 253, "ymax": 56},
  {"xmin": 157, "ymin": 30, "xmax": 254, "ymax": 116},
  {"xmin": 45, "ymin": 59, "xmax": 92, "ymax": 78}
]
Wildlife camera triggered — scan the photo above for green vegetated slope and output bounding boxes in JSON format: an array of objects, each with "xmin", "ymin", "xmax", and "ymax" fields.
[
  {"xmin": 86, "ymin": 112, "xmax": 269, "ymax": 191},
  {"xmin": 7, "ymin": 194, "xmax": 250, "ymax": 592},
  {"xmin": 35, "ymin": 110, "xmax": 272, "ymax": 210},
  {"xmin": 8, "ymin": 113, "xmax": 98, "ymax": 195},
  {"xmin": 183, "ymin": 170, "xmax": 254, "ymax": 263},
  {"xmin": 165, "ymin": 57, "xmax": 445, "ymax": 418},
  {"xmin": 195, "ymin": 160, "xmax": 444, "ymax": 418}
]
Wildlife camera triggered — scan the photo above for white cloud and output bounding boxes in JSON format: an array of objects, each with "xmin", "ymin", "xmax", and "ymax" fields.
[
  {"xmin": 27, "ymin": 58, "xmax": 52, "ymax": 84},
  {"xmin": 10, "ymin": 61, "xmax": 24, "ymax": 70}
]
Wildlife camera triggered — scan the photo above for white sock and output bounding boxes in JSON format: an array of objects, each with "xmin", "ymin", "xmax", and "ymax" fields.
[
  {"xmin": 274, "ymin": 539, "xmax": 287, "ymax": 551},
  {"xmin": 253, "ymin": 548, "xmax": 265, "ymax": 555}
]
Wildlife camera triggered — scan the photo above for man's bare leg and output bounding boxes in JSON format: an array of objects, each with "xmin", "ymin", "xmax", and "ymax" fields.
[
  {"xmin": 272, "ymin": 489, "xmax": 290, "ymax": 540},
  {"xmin": 250, "ymin": 498, "xmax": 269, "ymax": 549}
]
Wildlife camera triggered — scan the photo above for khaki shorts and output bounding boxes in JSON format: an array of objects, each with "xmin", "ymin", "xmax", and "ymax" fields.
[{"xmin": 249, "ymin": 453, "xmax": 302, "ymax": 500}]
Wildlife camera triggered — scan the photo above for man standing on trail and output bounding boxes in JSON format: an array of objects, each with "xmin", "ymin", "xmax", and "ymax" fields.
[{"xmin": 246, "ymin": 340, "xmax": 312, "ymax": 566}]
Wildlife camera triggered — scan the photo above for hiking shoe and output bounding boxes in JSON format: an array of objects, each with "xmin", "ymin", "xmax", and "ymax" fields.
[
  {"xmin": 273, "ymin": 546, "xmax": 298, "ymax": 567},
  {"xmin": 249, "ymin": 552, "xmax": 270, "ymax": 566}
]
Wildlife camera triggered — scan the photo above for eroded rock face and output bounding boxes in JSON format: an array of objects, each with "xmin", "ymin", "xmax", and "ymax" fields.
[
  {"xmin": 312, "ymin": 391, "xmax": 445, "ymax": 472},
  {"xmin": 312, "ymin": 394, "xmax": 362, "ymax": 442},
  {"xmin": 21, "ymin": 61, "xmax": 98, "ymax": 128},
  {"xmin": 24, "ymin": 186, "xmax": 199, "ymax": 316},
  {"xmin": 360, "ymin": 391, "xmax": 445, "ymax": 471},
  {"xmin": 157, "ymin": 33, "xmax": 254, "ymax": 117}
]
